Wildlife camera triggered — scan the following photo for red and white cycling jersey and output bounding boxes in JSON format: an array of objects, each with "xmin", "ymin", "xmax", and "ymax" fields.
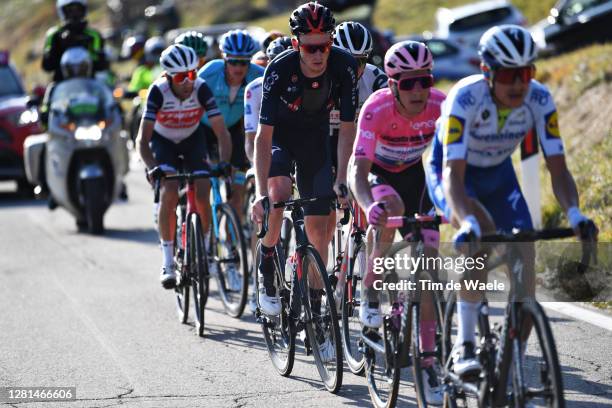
[{"xmin": 143, "ymin": 76, "xmax": 220, "ymax": 143}]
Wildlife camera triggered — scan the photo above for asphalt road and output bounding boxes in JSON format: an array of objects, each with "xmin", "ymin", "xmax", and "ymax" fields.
[{"xmin": 0, "ymin": 160, "xmax": 610, "ymax": 407}]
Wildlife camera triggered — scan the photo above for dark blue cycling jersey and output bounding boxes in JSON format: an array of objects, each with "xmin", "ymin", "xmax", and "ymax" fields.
[{"xmin": 259, "ymin": 46, "xmax": 358, "ymax": 133}]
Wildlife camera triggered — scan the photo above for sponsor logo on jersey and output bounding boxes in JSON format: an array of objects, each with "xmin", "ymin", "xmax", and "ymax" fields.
[
  {"xmin": 361, "ymin": 130, "xmax": 375, "ymax": 140},
  {"xmin": 457, "ymin": 91, "xmax": 476, "ymax": 110},
  {"xmin": 545, "ymin": 111, "xmax": 560, "ymax": 139},
  {"xmin": 246, "ymin": 90, "xmax": 252, "ymax": 99},
  {"xmin": 245, "ymin": 105, "xmax": 252, "ymax": 115},
  {"xmin": 482, "ymin": 109, "xmax": 490, "ymax": 120},
  {"xmin": 263, "ymin": 71, "xmax": 279, "ymax": 92},
  {"xmin": 365, "ymin": 112, "xmax": 373, "ymax": 120},
  {"xmin": 443, "ymin": 115, "xmax": 464, "ymax": 145},
  {"xmin": 156, "ymin": 107, "xmax": 204, "ymax": 128},
  {"xmin": 411, "ymin": 119, "xmax": 436, "ymax": 130},
  {"xmin": 355, "ymin": 146, "xmax": 365, "ymax": 156},
  {"xmin": 530, "ymin": 88, "xmax": 549, "ymax": 106}
]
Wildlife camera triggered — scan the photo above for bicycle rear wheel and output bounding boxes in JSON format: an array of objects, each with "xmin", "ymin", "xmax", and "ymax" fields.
[
  {"xmin": 514, "ymin": 300, "xmax": 564, "ymax": 408},
  {"xmin": 188, "ymin": 213, "xmax": 208, "ymax": 337},
  {"xmin": 211, "ymin": 204, "xmax": 249, "ymax": 318},
  {"xmin": 341, "ymin": 240, "xmax": 366, "ymax": 375},
  {"xmin": 301, "ymin": 246, "xmax": 343, "ymax": 394},
  {"xmin": 258, "ymin": 243, "xmax": 295, "ymax": 376},
  {"xmin": 174, "ymin": 204, "xmax": 189, "ymax": 324}
]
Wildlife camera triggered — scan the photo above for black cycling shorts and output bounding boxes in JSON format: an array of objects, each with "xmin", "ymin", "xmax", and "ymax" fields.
[
  {"xmin": 150, "ymin": 127, "xmax": 209, "ymax": 172},
  {"xmin": 203, "ymin": 120, "xmax": 249, "ymax": 170},
  {"xmin": 269, "ymin": 133, "xmax": 334, "ymax": 217},
  {"xmin": 368, "ymin": 162, "xmax": 436, "ymax": 235}
]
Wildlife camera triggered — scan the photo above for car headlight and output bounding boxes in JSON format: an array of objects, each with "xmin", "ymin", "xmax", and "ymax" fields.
[
  {"xmin": 18, "ymin": 108, "xmax": 39, "ymax": 126},
  {"xmin": 75, "ymin": 126, "xmax": 102, "ymax": 141}
]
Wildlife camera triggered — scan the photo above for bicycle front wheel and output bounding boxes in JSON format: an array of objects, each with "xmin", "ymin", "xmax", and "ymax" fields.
[
  {"xmin": 300, "ymin": 246, "xmax": 343, "ymax": 394},
  {"xmin": 257, "ymin": 243, "xmax": 295, "ymax": 376},
  {"xmin": 211, "ymin": 204, "xmax": 249, "ymax": 318},
  {"xmin": 514, "ymin": 300, "xmax": 564, "ymax": 408},
  {"xmin": 341, "ymin": 240, "xmax": 366, "ymax": 375},
  {"xmin": 189, "ymin": 213, "xmax": 208, "ymax": 337}
]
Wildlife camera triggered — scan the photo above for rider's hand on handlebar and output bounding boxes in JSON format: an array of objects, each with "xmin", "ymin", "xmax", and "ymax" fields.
[
  {"xmin": 251, "ymin": 195, "xmax": 268, "ymax": 224},
  {"xmin": 453, "ymin": 215, "xmax": 481, "ymax": 253},
  {"xmin": 366, "ymin": 201, "xmax": 387, "ymax": 227},
  {"xmin": 146, "ymin": 166, "xmax": 165, "ymax": 186},
  {"xmin": 215, "ymin": 161, "xmax": 232, "ymax": 177},
  {"xmin": 334, "ymin": 181, "xmax": 349, "ymax": 208},
  {"xmin": 568, "ymin": 207, "xmax": 598, "ymax": 242}
]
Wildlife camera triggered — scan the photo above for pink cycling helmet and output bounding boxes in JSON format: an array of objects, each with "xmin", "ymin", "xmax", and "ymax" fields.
[{"xmin": 384, "ymin": 40, "xmax": 433, "ymax": 79}]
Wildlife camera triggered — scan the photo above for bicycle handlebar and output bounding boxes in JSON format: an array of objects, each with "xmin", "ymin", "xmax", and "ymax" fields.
[{"xmin": 384, "ymin": 214, "xmax": 448, "ymax": 229}]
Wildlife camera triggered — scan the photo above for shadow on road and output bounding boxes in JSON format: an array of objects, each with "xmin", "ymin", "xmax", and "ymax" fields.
[
  {"xmin": 0, "ymin": 192, "xmax": 45, "ymax": 208},
  {"xmin": 104, "ymin": 227, "xmax": 159, "ymax": 244}
]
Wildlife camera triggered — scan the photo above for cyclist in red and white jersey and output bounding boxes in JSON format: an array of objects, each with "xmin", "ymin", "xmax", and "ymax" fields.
[
  {"xmin": 137, "ymin": 44, "xmax": 232, "ymax": 289},
  {"xmin": 349, "ymin": 40, "xmax": 445, "ymax": 404}
]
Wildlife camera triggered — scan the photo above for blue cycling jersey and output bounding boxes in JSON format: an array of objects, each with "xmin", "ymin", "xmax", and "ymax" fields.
[{"xmin": 197, "ymin": 59, "xmax": 264, "ymax": 128}]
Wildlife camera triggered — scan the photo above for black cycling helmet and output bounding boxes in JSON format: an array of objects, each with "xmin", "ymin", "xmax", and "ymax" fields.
[
  {"xmin": 266, "ymin": 36, "xmax": 293, "ymax": 61},
  {"xmin": 175, "ymin": 31, "xmax": 208, "ymax": 58},
  {"xmin": 289, "ymin": 2, "xmax": 335, "ymax": 36}
]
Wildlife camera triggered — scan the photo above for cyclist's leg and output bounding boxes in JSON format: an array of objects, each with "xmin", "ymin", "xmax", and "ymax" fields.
[
  {"xmin": 325, "ymin": 132, "xmax": 340, "ymax": 245},
  {"xmin": 150, "ymin": 132, "xmax": 181, "ymax": 285},
  {"xmin": 227, "ymin": 121, "xmax": 249, "ymax": 221},
  {"xmin": 258, "ymin": 143, "xmax": 292, "ymax": 312},
  {"xmin": 477, "ymin": 159, "xmax": 535, "ymax": 343},
  {"xmin": 180, "ymin": 128, "xmax": 212, "ymax": 235},
  {"xmin": 295, "ymin": 144, "xmax": 334, "ymax": 291}
]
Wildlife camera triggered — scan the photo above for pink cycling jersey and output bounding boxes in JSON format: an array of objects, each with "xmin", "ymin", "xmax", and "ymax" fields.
[{"xmin": 353, "ymin": 87, "xmax": 446, "ymax": 172}]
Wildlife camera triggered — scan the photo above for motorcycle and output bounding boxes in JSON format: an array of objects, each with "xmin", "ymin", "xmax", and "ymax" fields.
[{"xmin": 24, "ymin": 78, "xmax": 129, "ymax": 234}]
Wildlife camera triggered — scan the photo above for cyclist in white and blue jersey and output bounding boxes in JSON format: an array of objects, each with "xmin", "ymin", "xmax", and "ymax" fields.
[{"xmin": 426, "ymin": 25, "xmax": 598, "ymax": 377}]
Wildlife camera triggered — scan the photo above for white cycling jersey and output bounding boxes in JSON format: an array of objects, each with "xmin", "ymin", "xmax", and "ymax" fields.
[
  {"xmin": 439, "ymin": 74, "xmax": 564, "ymax": 167},
  {"xmin": 243, "ymin": 76, "xmax": 263, "ymax": 134},
  {"xmin": 330, "ymin": 63, "xmax": 387, "ymax": 136}
]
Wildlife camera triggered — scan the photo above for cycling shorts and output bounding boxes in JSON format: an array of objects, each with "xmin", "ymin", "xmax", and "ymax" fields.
[
  {"xmin": 425, "ymin": 157, "xmax": 533, "ymax": 233},
  {"xmin": 203, "ymin": 120, "xmax": 249, "ymax": 171},
  {"xmin": 368, "ymin": 162, "xmax": 435, "ymax": 237},
  {"xmin": 150, "ymin": 126, "xmax": 209, "ymax": 172},
  {"xmin": 269, "ymin": 134, "xmax": 334, "ymax": 217}
]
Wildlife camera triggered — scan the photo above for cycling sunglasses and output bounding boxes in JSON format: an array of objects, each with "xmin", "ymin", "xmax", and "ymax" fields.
[
  {"xmin": 171, "ymin": 70, "xmax": 197, "ymax": 84},
  {"xmin": 395, "ymin": 74, "xmax": 434, "ymax": 91},
  {"xmin": 494, "ymin": 65, "xmax": 535, "ymax": 84},
  {"xmin": 299, "ymin": 41, "xmax": 332, "ymax": 54},
  {"xmin": 226, "ymin": 58, "xmax": 250, "ymax": 66}
]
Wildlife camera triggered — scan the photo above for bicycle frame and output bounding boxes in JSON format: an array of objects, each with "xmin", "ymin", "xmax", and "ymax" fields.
[{"xmin": 209, "ymin": 176, "xmax": 238, "ymax": 248}]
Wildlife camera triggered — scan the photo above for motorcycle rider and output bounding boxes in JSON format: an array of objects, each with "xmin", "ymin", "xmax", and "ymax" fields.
[{"xmin": 42, "ymin": 0, "xmax": 108, "ymax": 82}]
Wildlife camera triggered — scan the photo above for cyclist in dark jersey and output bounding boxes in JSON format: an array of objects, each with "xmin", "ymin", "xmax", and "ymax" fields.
[{"xmin": 251, "ymin": 2, "xmax": 358, "ymax": 324}]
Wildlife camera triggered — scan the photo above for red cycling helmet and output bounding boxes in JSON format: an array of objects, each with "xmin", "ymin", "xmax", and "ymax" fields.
[{"xmin": 289, "ymin": 2, "xmax": 335, "ymax": 36}]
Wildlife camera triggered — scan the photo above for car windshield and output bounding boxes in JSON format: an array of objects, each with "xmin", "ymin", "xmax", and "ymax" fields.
[
  {"xmin": 50, "ymin": 78, "xmax": 114, "ymax": 121},
  {"xmin": 450, "ymin": 7, "xmax": 512, "ymax": 32},
  {"xmin": 0, "ymin": 66, "xmax": 25, "ymax": 98}
]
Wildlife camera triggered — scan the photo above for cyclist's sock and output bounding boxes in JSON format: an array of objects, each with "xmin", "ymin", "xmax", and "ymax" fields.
[
  {"xmin": 457, "ymin": 300, "xmax": 479, "ymax": 346},
  {"xmin": 258, "ymin": 244, "xmax": 276, "ymax": 296},
  {"xmin": 420, "ymin": 320, "xmax": 437, "ymax": 368},
  {"xmin": 161, "ymin": 240, "xmax": 174, "ymax": 268}
]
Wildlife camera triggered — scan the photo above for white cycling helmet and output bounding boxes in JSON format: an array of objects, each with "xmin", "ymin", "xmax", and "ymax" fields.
[
  {"xmin": 57, "ymin": 0, "xmax": 87, "ymax": 23},
  {"xmin": 160, "ymin": 44, "xmax": 198, "ymax": 74},
  {"xmin": 60, "ymin": 46, "xmax": 92, "ymax": 79},
  {"xmin": 333, "ymin": 22, "xmax": 373, "ymax": 57},
  {"xmin": 479, "ymin": 25, "xmax": 537, "ymax": 69},
  {"xmin": 384, "ymin": 40, "xmax": 433, "ymax": 79}
]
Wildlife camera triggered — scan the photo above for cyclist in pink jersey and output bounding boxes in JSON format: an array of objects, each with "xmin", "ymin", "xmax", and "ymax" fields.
[{"xmin": 349, "ymin": 40, "xmax": 445, "ymax": 405}]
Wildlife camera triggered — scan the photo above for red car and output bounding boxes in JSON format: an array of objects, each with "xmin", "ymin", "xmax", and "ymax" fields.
[{"xmin": 0, "ymin": 51, "xmax": 43, "ymax": 195}]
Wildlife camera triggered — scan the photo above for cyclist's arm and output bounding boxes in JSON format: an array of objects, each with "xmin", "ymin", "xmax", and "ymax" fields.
[
  {"xmin": 443, "ymin": 158, "xmax": 471, "ymax": 224},
  {"xmin": 209, "ymin": 115, "xmax": 232, "ymax": 163},
  {"xmin": 137, "ymin": 119, "xmax": 156, "ymax": 169},
  {"xmin": 545, "ymin": 154, "xmax": 580, "ymax": 212},
  {"xmin": 254, "ymin": 124, "xmax": 273, "ymax": 197},
  {"xmin": 137, "ymin": 84, "xmax": 162, "ymax": 169},
  {"xmin": 336, "ymin": 120, "xmax": 356, "ymax": 184},
  {"xmin": 244, "ymin": 81, "xmax": 260, "ymax": 163},
  {"xmin": 349, "ymin": 157, "xmax": 374, "ymax": 211},
  {"xmin": 336, "ymin": 58, "xmax": 359, "ymax": 185},
  {"xmin": 245, "ymin": 131, "xmax": 255, "ymax": 163}
]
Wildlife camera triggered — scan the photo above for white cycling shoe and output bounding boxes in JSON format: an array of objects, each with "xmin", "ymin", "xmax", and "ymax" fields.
[
  {"xmin": 160, "ymin": 265, "xmax": 177, "ymax": 289},
  {"xmin": 258, "ymin": 287, "xmax": 281, "ymax": 316},
  {"xmin": 422, "ymin": 365, "xmax": 444, "ymax": 406},
  {"xmin": 360, "ymin": 301, "xmax": 383, "ymax": 328}
]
